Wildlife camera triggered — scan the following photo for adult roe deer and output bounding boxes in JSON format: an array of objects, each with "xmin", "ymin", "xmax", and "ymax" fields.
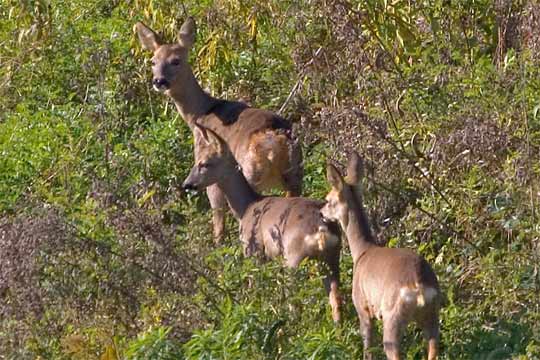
[
  {"xmin": 182, "ymin": 125, "xmax": 342, "ymax": 323},
  {"xmin": 135, "ymin": 18, "xmax": 303, "ymax": 243},
  {"xmin": 321, "ymin": 152, "xmax": 441, "ymax": 359}
]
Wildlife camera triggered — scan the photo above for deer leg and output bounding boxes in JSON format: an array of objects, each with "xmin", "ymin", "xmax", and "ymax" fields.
[
  {"xmin": 420, "ymin": 312, "xmax": 439, "ymax": 360},
  {"xmin": 206, "ymin": 184, "xmax": 227, "ymax": 244},
  {"xmin": 282, "ymin": 137, "xmax": 303, "ymax": 197},
  {"xmin": 382, "ymin": 316, "xmax": 405, "ymax": 360},
  {"xmin": 321, "ymin": 257, "xmax": 341, "ymax": 324},
  {"xmin": 357, "ymin": 311, "xmax": 374, "ymax": 360}
]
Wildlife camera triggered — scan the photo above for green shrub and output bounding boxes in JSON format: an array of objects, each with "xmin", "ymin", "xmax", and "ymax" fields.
[{"xmin": 126, "ymin": 327, "xmax": 184, "ymax": 360}]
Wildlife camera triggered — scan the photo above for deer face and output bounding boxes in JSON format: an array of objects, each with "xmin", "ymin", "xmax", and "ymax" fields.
[
  {"xmin": 321, "ymin": 181, "xmax": 350, "ymax": 230},
  {"xmin": 321, "ymin": 155, "xmax": 363, "ymax": 230},
  {"xmin": 182, "ymin": 149, "xmax": 222, "ymax": 191},
  {"xmin": 321, "ymin": 163, "xmax": 350, "ymax": 229},
  {"xmin": 182, "ymin": 126, "xmax": 231, "ymax": 191},
  {"xmin": 135, "ymin": 18, "xmax": 196, "ymax": 93},
  {"xmin": 148, "ymin": 45, "xmax": 189, "ymax": 92}
]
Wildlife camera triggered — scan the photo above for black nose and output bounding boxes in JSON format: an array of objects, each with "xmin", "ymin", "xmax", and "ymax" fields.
[
  {"xmin": 152, "ymin": 78, "xmax": 169, "ymax": 88},
  {"xmin": 182, "ymin": 182, "xmax": 196, "ymax": 191}
]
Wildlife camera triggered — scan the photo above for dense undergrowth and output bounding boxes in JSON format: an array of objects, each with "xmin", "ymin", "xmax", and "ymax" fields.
[{"xmin": 1, "ymin": 0, "xmax": 539, "ymax": 358}]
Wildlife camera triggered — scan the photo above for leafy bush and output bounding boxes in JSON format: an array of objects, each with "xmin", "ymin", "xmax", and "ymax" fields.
[
  {"xmin": 126, "ymin": 327, "xmax": 184, "ymax": 360},
  {"xmin": 1, "ymin": 0, "xmax": 540, "ymax": 358}
]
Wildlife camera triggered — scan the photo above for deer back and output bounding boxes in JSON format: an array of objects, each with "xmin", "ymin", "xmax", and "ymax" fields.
[
  {"xmin": 192, "ymin": 104, "xmax": 293, "ymax": 192},
  {"xmin": 196, "ymin": 101, "xmax": 291, "ymax": 157},
  {"xmin": 240, "ymin": 197, "xmax": 340, "ymax": 267}
]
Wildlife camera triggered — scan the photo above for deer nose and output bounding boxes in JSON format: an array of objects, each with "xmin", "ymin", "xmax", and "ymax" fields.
[
  {"xmin": 182, "ymin": 181, "xmax": 197, "ymax": 191},
  {"xmin": 152, "ymin": 77, "xmax": 169, "ymax": 89}
]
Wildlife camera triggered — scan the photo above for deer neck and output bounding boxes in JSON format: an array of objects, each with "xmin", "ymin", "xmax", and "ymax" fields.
[
  {"xmin": 167, "ymin": 70, "xmax": 216, "ymax": 126},
  {"xmin": 345, "ymin": 191, "xmax": 375, "ymax": 264},
  {"xmin": 217, "ymin": 162, "xmax": 261, "ymax": 219}
]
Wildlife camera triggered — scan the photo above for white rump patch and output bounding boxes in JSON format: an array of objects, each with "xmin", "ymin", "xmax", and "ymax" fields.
[
  {"xmin": 399, "ymin": 287, "xmax": 417, "ymax": 304},
  {"xmin": 423, "ymin": 287, "xmax": 438, "ymax": 303},
  {"xmin": 400, "ymin": 286, "xmax": 438, "ymax": 307},
  {"xmin": 304, "ymin": 232, "xmax": 326, "ymax": 251},
  {"xmin": 304, "ymin": 226, "xmax": 339, "ymax": 251}
]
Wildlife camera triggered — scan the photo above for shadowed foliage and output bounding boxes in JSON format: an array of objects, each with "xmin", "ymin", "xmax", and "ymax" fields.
[{"xmin": 1, "ymin": 0, "xmax": 540, "ymax": 358}]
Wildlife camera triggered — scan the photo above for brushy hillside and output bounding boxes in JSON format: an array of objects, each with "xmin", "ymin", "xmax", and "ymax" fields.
[{"xmin": 1, "ymin": 0, "xmax": 539, "ymax": 358}]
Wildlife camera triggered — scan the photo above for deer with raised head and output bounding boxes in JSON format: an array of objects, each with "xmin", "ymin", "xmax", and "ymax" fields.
[
  {"xmin": 182, "ymin": 125, "xmax": 342, "ymax": 323},
  {"xmin": 135, "ymin": 18, "xmax": 303, "ymax": 243},
  {"xmin": 322, "ymin": 152, "xmax": 441, "ymax": 359}
]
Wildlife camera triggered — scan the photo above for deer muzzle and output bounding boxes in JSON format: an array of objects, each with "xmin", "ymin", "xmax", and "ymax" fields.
[
  {"xmin": 152, "ymin": 77, "xmax": 170, "ymax": 91},
  {"xmin": 182, "ymin": 181, "xmax": 198, "ymax": 191}
]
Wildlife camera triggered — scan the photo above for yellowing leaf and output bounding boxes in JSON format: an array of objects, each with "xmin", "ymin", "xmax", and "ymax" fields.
[
  {"xmin": 138, "ymin": 189, "xmax": 156, "ymax": 207},
  {"xmin": 100, "ymin": 344, "xmax": 118, "ymax": 360},
  {"xmin": 248, "ymin": 15, "xmax": 257, "ymax": 42}
]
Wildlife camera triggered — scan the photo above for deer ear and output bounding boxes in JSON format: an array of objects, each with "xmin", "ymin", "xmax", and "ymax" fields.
[
  {"xmin": 205, "ymin": 128, "xmax": 227, "ymax": 154},
  {"xmin": 326, "ymin": 163, "xmax": 344, "ymax": 191},
  {"xmin": 345, "ymin": 151, "xmax": 363, "ymax": 185},
  {"xmin": 194, "ymin": 124, "xmax": 210, "ymax": 144},
  {"xmin": 194, "ymin": 124, "xmax": 226, "ymax": 153},
  {"xmin": 179, "ymin": 17, "xmax": 196, "ymax": 49},
  {"xmin": 135, "ymin": 22, "xmax": 161, "ymax": 51}
]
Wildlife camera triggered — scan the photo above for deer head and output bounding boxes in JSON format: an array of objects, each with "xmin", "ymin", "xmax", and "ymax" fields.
[
  {"xmin": 135, "ymin": 18, "xmax": 196, "ymax": 93},
  {"xmin": 182, "ymin": 125, "xmax": 233, "ymax": 191},
  {"xmin": 321, "ymin": 152, "xmax": 364, "ymax": 231}
]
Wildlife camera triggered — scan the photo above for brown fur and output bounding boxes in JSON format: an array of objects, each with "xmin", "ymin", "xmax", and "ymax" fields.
[
  {"xmin": 242, "ymin": 130, "xmax": 290, "ymax": 191},
  {"xmin": 322, "ymin": 153, "xmax": 441, "ymax": 359},
  {"xmin": 182, "ymin": 126, "xmax": 342, "ymax": 323},
  {"xmin": 136, "ymin": 19, "xmax": 303, "ymax": 243}
]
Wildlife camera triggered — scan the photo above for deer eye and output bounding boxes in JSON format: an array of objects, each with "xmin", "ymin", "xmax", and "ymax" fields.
[
  {"xmin": 170, "ymin": 58, "xmax": 180, "ymax": 66},
  {"xmin": 150, "ymin": 59, "xmax": 156, "ymax": 66}
]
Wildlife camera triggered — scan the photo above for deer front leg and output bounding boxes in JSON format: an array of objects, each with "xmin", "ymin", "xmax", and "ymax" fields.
[{"xmin": 206, "ymin": 184, "xmax": 227, "ymax": 244}]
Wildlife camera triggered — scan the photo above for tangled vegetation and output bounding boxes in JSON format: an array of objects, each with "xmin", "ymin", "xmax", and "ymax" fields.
[{"xmin": 1, "ymin": 0, "xmax": 539, "ymax": 358}]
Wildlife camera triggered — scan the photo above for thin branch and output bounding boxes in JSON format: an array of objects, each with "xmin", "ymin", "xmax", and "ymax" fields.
[
  {"xmin": 278, "ymin": 46, "xmax": 323, "ymax": 115},
  {"xmin": 368, "ymin": 176, "xmax": 480, "ymax": 252},
  {"xmin": 358, "ymin": 110, "xmax": 454, "ymax": 208}
]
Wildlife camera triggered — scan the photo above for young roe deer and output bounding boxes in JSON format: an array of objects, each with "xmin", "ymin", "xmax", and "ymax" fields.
[
  {"xmin": 135, "ymin": 18, "xmax": 303, "ymax": 243},
  {"xmin": 182, "ymin": 125, "xmax": 342, "ymax": 323},
  {"xmin": 321, "ymin": 152, "xmax": 441, "ymax": 359}
]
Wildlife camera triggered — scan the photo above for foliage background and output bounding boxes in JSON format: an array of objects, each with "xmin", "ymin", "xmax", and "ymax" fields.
[{"xmin": 1, "ymin": 0, "xmax": 539, "ymax": 358}]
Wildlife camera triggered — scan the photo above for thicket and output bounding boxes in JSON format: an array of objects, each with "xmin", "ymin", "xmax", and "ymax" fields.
[{"xmin": 1, "ymin": 0, "xmax": 539, "ymax": 358}]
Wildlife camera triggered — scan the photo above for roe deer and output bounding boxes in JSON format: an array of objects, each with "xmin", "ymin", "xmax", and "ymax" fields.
[
  {"xmin": 321, "ymin": 152, "xmax": 441, "ymax": 359},
  {"xmin": 136, "ymin": 18, "xmax": 303, "ymax": 243},
  {"xmin": 182, "ymin": 125, "xmax": 342, "ymax": 323}
]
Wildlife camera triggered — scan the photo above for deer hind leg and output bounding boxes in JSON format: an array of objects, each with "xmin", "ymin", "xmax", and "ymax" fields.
[
  {"xmin": 358, "ymin": 311, "xmax": 374, "ymax": 360},
  {"xmin": 420, "ymin": 311, "xmax": 439, "ymax": 360},
  {"xmin": 321, "ymin": 253, "xmax": 341, "ymax": 323},
  {"xmin": 382, "ymin": 315, "xmax": 405, "ymax": 360},
  {"xmin": 206, "ymin": 184, "xmax": 227, "ymax": 244},
  {"xmin": 282, "ymin": 136, "xmax": 303, "ymax": 197}
]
